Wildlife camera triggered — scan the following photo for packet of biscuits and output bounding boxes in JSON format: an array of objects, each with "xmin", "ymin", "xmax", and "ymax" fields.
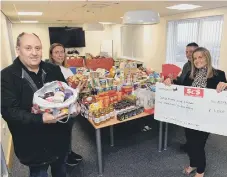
[{"xmin": 67, "ymin": 73, "xmax": 88, "ymax": 89}]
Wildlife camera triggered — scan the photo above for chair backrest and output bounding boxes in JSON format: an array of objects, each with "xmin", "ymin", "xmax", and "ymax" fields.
[{"xmin": 162, "ymin": 64, "xmax": 181, "ymax": 79}]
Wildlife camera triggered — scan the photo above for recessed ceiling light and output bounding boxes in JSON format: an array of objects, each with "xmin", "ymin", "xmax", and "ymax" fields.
[
  {"xmin": 99, "ymin": 22, "xmax": 116, "ymax": 25},
  {"xmin": 20, "ymin": 21, "xmax": 39, "ymax": 23},
  {"xmin": 18, "ymin": 12, "xmax": 43, "ymax": 16},
  {"xmin": 166, "ymin": 4, "xmax": 202, "ymax": 10}
]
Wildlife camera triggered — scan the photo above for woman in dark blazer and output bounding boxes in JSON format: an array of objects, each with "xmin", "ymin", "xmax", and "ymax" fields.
[{"xmin": 164, "ymin": 47, "xmax": 227, "ymax": 177}]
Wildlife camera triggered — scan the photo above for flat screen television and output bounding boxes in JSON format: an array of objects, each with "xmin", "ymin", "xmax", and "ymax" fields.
[{"xmin": 49, "ymin": 27, "xmax": 86, "ymax": 48}]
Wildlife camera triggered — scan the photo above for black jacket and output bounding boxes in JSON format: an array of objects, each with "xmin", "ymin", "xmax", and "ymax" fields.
[
  {"xmin": 181, "ymin": 69, "xmax": 227, "ymax": 89},
  {"xmin": 173, "ymin": 61, "xmax": 191, "ymax": 85},
  {"xmin": 1, "ymin": 58, "xmax": 71, "ymax": 166}
]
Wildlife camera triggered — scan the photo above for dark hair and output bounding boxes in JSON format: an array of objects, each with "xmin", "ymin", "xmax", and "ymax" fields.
[
  {"xmin": 16, "ymin": 32, "xmax": 40, "ymax": 47},
  {"xmin": 49, "ymin": 43, "xmax": 67, "ymax": 67},
  {"xmin": 186, "ymin": 42, "xmax": 199, "ymax": 47}
]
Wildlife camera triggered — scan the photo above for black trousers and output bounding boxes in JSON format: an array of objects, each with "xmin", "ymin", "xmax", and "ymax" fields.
[
  {"xmin": 68, "ymin": 117, "xmax": 76, "ymax": 153},
  {"xmin": 185, "ymin": 128, "xmax": 209, "ymax": 174},
  {"xmin": 29, "ymin": 156, "xmax": 67, "ymax": 177}
]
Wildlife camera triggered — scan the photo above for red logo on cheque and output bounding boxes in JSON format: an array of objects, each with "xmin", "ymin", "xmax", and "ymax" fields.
[{"xmin": 184, "ymin": 87, "xmax": 204, "ymax": 98}]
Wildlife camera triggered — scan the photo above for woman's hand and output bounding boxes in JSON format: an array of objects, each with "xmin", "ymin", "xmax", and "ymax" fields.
[
  {"xmin": 216, "ymin": 82, "xmax": 227, "ymax": 93},
  {"xmin": 77, "ymin": 80, "xmax": 87, "ymax": 93},
  {"xmin": 163, "ymin": 78, "xmax": 172, "ymax": 86},
  {"xmin": 71, "ymin": 102, "xmax": 81, "ymax": 117}
]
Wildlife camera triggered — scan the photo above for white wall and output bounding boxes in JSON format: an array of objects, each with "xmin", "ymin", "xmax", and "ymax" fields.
[
  {"xmin": 12, "ymin": 24, "xmax": 116, "ymax": 60},
  {"xmin": 1, "ymin": 11, "xmax": 13, "ymax": 166},
  {"xmin": 111, "ymin": 24, "xmax": 121, "ymax": 59},
  {"xmin": 142, "ymin": 19, "xmax": 166, "ymax": 72}
]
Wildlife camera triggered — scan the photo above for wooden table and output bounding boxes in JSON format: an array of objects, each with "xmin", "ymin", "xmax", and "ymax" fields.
[{"xmin": 86, "ymin": 109, "xmax": 164, "ymax": 176}]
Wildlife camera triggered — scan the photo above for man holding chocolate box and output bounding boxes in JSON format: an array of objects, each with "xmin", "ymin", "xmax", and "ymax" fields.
[{"xmin": 1, "ymin": 33, "xmax": 82, "ymax": 177}]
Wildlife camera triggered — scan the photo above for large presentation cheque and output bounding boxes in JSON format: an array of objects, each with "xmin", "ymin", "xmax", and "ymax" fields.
[{"xmin": 154, "ymin": 83, "xmax": 227, "ymax": 136}]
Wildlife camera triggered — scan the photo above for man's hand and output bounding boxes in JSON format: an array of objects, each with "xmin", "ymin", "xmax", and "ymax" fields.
[
  {"xmin": 43, "ymin": 112, "xmax": 68, "ymax": 124},
  {"xmin": 42, "ymin": 113, "xmax": 57, "ymax": 124},
  {"xmin": 216, "ymin": 82, "xmax": 227, "ymax": 93},
  {"xmin": 163, "ymin": 78, "xmax": 172, "ymax": 86}
]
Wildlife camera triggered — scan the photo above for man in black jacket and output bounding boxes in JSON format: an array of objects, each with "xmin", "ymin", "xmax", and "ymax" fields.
[
  {"xmin": 164, "ymin": 42, "xmax": 198, "ymax": 152},
  {"xmin": 165, "ymin": 42, "xmax": 199, "ymax": 86},
  {"xmin": 1, "ymin": 32, "xmax": 78, "ymax": 177},
  {"xmin": 174, "ymin": 42, "xmax": 199, "ymax": 85}
]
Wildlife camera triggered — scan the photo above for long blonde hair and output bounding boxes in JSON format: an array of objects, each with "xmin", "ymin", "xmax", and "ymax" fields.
[
  {"xmin": 190, "ymin": 47, "xmax": 214, "ymax": 79},
  {"xmin": 49, "ymin": 43, "xmax": 67, "ymax": 67}
]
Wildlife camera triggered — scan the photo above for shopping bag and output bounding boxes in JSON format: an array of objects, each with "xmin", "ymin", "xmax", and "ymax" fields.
[{"xmin": 32, "ymin": 81, "xmax": 78, "ymax": 123}]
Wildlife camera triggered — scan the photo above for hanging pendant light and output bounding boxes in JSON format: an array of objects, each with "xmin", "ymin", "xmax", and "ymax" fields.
[{"xmin": 123, "ymin": 10, "xmax": 160, "ymax": 25}]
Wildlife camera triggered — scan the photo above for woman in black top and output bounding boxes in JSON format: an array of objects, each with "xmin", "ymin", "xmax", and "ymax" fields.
[{"xmin": 164, "ymin": 47, "xmax": 227, "ymax": 177}]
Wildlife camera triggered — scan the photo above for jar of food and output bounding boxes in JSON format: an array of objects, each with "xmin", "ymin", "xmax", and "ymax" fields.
[
  {"xmin": 139, "ymin": 106, "xmax": 144, "ymax": 113},
  {"xmin": 132, "ymin": 108, "xmax": 137, "ymax": 116},
  {"xmin": 105, "ymin": 107, "xmax": 111, "ymax": 121},
  {"xmin": 117, "ymin": 112, "xmax": 124, "ymax": 121},
  {"xmin": 103, "ymin": 96, "xmax": 110, "ymax": 108},
  {"xmin": 109, "ymin": 105, "xmax": 115, "ymax": 119},
  {"xmin": 99, "ymin": 108, "xmax": 106, "ymax": 122},
  {"xmin": 93, "ymin": 111, "xmax": 101, "ymax": 126},
  {"xmin": 128, "ymin": 109, "xmax": 133, "ymax": 118},
  {"xmin": 124, "ymin": 111, "xmax": 129, "ymax": 120},
  {"xmin": 135, "ymin": 107, "xmax": 140, "ymax": 115},
  {"xmin": 117, "ymin": 112, "xmax": 121, "ymax": 121}
]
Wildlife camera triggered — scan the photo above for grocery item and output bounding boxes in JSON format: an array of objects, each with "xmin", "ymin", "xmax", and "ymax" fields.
[
  {"xmin": 43, "ymin": 92, "xmax": 55, "ymax": 99},
  {"xmin": 61, "ymin": 108, "xmax": 69, "ymax": 114},
  {"xmin": 107, "ymin": 78, "xmax": 114, "ymax": 87},
  {"xmin": 117, "ymin": 92, "xmax": 122, "ymax": 101},
  {"xmin": 99, "ymin": 79, "xmax": 107, "ymax": 88},
  {"xmin": 64, "ymin": 89, "xmax": 74, "ymax": 101},
  {"xmin": 53, "ymin": 91, "xmax": 65, "ymax": 103},
  {"xmin": 32, "ymin": 81, "xmax": 78, "ymax": 121},
  {"xmin": 45, "ymin": 96, "xmax": 54, "ymax": 102},
  {"xmin": 109, "ymin": 105, "xmax": 115, "ymax": 119},
  {"xmin": 99, "ymin": 108, "xmax": 106, "ymax": 122},
  {"xmin": 93, "ymin": 111, "xmax": 101, "ymax": 126},
  {"xmin": 103, "ymin": 96, "xmax": 110, "ymax": 107},
  {"xmin": 67, "ymin": 73, "xmax": 88, "ymax": 89},
  {"xmin": 90, "ymin": 71, "xmax": 100, "ymax": 79}
]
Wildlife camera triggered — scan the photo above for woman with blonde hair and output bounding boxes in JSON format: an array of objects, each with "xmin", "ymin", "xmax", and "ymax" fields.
[
  {"xmin": 164, "ymin": 47, "xmax": 227, "ymax": 177},
  {"xmin": 49, "ymin": 43, "xmax": 84, "ymax": 166}
]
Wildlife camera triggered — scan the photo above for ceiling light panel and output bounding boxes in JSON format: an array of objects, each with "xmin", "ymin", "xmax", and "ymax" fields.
[
  {"xmin": 166, "ymin": 4, "xmax": 202, "ymax": 10},
  {"xmin": 18, "ymin": 12, "xmax": 43, "ymax": 16},
  {"xmin": 20, "ymin": 20, "xmax": 39, "ymax": 23}
]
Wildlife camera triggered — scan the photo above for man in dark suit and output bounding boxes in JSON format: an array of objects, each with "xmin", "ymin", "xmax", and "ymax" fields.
[
  {"xmin": 1, "ymin": 32, "xmax": 81, "ymax": 177},
  {"xmin": 175, "ymin": 42, "xmax": 199, "ymax": 84}
]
